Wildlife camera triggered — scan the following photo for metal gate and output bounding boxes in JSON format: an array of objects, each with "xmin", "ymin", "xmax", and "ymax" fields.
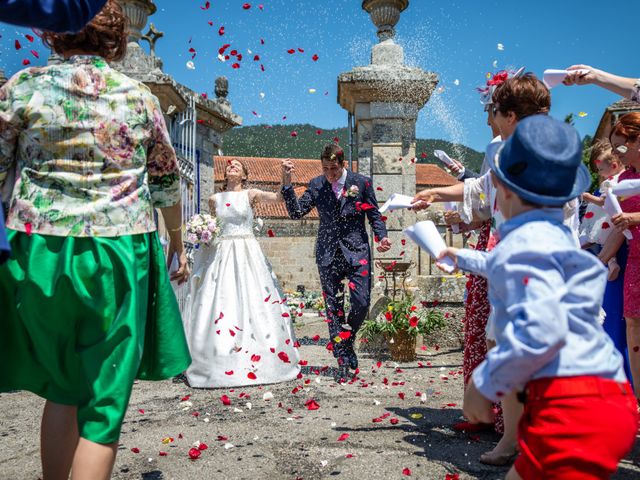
[{"xmin": 168, "ymin": 95, "xmax": 198, "ymax": 312}]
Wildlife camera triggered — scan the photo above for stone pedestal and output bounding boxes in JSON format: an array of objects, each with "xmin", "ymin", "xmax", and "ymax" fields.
[{"xmin": 338, "ymin": 0, "xmax": 438, "ymax": 306}]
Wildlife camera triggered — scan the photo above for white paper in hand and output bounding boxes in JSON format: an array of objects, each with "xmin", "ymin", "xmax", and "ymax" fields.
[
  {"xmin": 443, "ymin": 201, "xmax": 460, "ymax": 234},
  {"xmin": 542, "ymin": 69, "xmax": 588, "ymax": 89},
  {"xmin": 379, "ymin": 193, "xmax": 417, "ymax": 213},
  {"xmin": 603, "ymin": 193, "xmax": 633, "ymax": 240},
  {"xmin": 612, "ymin": 179, "xmax": 640, "ymax": 198},
  {"xmin": 404, "ymin": 221, "xmax": 456, "ymax": 273},
  {"xmin": 433, "ymin": 150, "xmax": 454, "ymax": 167}
]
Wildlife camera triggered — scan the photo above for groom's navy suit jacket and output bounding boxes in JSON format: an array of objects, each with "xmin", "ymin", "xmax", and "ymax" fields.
[{"xmin": 282, "ymin": 170, "xmax": 388, "ymax": 268}]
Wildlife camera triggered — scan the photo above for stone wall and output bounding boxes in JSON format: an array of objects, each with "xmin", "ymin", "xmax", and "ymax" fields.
[{"xmin": 256, "ymin": 218, "xmax": 321, "ymax": 292}]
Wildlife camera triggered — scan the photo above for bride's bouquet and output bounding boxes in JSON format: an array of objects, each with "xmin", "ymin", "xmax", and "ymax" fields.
[{"xmin": 185, "ymin": 213, "xmax": 220, "ymax": 247}]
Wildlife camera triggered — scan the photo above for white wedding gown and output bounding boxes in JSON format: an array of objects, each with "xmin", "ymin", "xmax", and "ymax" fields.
[{"xmin": 183, "ymin": 190, "xmax": 300, "ymax": 387}]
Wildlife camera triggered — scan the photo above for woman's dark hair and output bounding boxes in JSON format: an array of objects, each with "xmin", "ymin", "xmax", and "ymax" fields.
[
  {"xmin": 492, "ymin": 73, "xmax": 551, "ymax": 120},
  {"xmin": 320, "ymin": 143, "xmax": 344, "ymax": 164},
  {"xmin": 41, "ymin": 0, "xmax": 127, "ymax": 62}
]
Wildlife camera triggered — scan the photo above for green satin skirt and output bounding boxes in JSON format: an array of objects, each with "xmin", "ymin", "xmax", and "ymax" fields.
[{"xmin": 0, "ymin": 230, "xmax": 191, "ymax": 444}]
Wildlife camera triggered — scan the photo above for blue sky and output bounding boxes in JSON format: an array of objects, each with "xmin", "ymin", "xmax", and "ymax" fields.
[{"xmin": 0, "ymin": 0, "xmax": 636, "ymax": 152}]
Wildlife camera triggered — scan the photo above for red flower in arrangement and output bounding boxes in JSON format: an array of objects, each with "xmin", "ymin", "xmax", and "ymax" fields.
[
  {"xmin": 384, "ymin": 311, "xmax": 393, "ymax": 322},
  {"xmin": 188, "ymin": 448, "xmax": 201, "ymax": 460},
  {"xmin": 487, "ymin": 71, "xmax": 509, "ymax": 86},
  {"xmin": 409, "ymin": 316, "xmax": 419, "ymax": 328}
]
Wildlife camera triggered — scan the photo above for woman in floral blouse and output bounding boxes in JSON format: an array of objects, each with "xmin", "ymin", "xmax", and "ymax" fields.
[{"xmin": 0, "ymin": 1, "xmax": 191, "ymax": 478}]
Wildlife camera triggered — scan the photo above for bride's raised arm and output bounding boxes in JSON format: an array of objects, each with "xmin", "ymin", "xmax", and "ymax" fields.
[{"xmin": 249, "ymin": 188, "xmax": 283, "ymax": 205}]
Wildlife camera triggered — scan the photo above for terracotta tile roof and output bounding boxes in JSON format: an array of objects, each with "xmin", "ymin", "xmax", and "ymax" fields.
[{"xmin": 213, "ymin": 156, "xmax": 458, "ymax": 218}]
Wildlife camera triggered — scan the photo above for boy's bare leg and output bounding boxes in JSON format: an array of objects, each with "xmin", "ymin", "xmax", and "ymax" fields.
[
  {"xmin": 41, "ymin": 401, "xmax": 79, "ymax": 480},
  {"xmin": 70, "ymin": 438, "xmax": 118, "ymax": 480}
]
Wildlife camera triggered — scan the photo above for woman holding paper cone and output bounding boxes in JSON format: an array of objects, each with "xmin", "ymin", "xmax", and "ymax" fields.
[{"xmin": 599, "ymin": 112, "xmax": 640, "ymax": 397}]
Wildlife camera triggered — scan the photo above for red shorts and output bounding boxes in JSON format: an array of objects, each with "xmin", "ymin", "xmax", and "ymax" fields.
[{"xmin": 515, "ymin": 376, "xmax": 638, "ymax": 480}]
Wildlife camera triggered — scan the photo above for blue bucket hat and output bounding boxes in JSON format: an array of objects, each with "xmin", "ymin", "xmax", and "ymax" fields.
[{"xmin": 486, "ymin": 115, "xmax": 591, "ymax": 207}]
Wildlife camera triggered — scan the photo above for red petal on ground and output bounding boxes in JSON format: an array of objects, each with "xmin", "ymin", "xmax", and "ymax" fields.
[
  {"xmin": 188, "ymin": 448, "xmax": 201, "ymax": 459},
  {"xmin": 220, "ymin": 395, "xmax": 232, "ymax": 406},
  {"xmin": 159, "ymin": 451, "xmax": 168, "ymax": 456},
  {"xmin": 247, "ymin": 372, "xmax": 257, "ymax": 380},
  {"xmin": 229, "ymin": 329, "xmax": 236, "ymax": 337},
  {"xmin": 131, "ymin": 447, "xmax": 140, "ymax": 453},
  {"xmin": 312, "ymin": 334, "xmax": 321, "ymax": 342},
  {"xmin": 305, "ymin": 399, "xmax": 320, "ymax": 410},
  {"xmin": 217, "ymin": 435, "xmax": 228, "ymax": 441},
  {"xmin": 398, "ymin": 392, "xmax": 405, "ymax": 400},
  {"xmin": 338, "ymin": 331, "xmax": 351, "ymax": 340},
  {"xmin": 181, "ymin": 395, "xmax": 190, "ymax": 401},
  {"xmin": 337, "ymin": 433, "xmax": 349, "ymax": 441},
  {"xmin": 225, "ymin": 370, "xmax": 234, "ymax": 375},
  {"xmin": 278, "ymin": 351, "xmax": 291, "ymax": 363},
  {"xmin": 390, "ymin": 418, "xmax": 399, "ymax": 425},
  {"xmin": 402, "ymin": 468, "xmax": 411, "ymax": 476},
  {"xmin": 251, "ymin": 354, "xmax": 261, "ymax": 362},
  {"xmin": 198, "ymin": 443, "xmax": 209, "ymax": 451},
  {"xmin": 299, "ymin": 360, "xmax": 308, "ymax": 366},
  {"xmin": 282, "ymin": 312, "xmax": 290, "ymax": 318}
]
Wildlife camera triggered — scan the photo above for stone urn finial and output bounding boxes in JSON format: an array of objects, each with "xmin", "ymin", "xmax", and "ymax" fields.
[
  {"xmin": 116, "ymin": 0, "xmax": 157, "ymax": 42},
  {"xmin": 362, "ymin": 0, "xmax": 409, "ymax": 42}
]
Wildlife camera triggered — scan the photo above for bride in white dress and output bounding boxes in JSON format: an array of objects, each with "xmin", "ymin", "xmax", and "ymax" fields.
[{"xmin": 183, "ymin": 159, "xmax": 300, "ymax": 387}]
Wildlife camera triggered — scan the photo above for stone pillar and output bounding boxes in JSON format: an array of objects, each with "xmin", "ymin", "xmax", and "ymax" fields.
[{"xmin": 338, "ymin": 0, "xmax": 438, "ymax": 292}]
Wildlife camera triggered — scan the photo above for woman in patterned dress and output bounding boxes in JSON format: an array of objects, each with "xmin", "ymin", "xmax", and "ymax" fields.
[{"xmin": 0, "ymin": 2, "xmax": 191, "ymax": 478}]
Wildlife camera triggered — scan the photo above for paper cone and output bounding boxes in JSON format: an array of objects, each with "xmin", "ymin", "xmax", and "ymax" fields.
[
  {"xmin": 433, "ymin": 150, "xmax": 454, "ymax": 167},
  {"xmin": 379, "ymin": 193, "xmax": 416, "ymax": 213},
  {"xmin": 404, "ymin": 221, "xmax": 456, "ymax": 273},
  {"xmin": 543, "ymin": 68, "xmax": 588, "ymax": 89},
  {"xmin": 612, "ymin": 179, "xmax": 640, "ymax": 198},
  {"xmin": 603, "ymin": 193, "xmax": 632, "ymax": 240}
]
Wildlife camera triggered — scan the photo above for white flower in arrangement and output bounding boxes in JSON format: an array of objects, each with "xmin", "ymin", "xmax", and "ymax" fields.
[
  {"xmin": 346, "ymin": 185, "xmax": 360, "ymax": 197},
  {"xmin": 186, "ymin": 213, "xmax": 220, "ymax": 247}
]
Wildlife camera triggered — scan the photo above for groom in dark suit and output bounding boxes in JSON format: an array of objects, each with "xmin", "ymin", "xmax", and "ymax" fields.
[{"xmin": 281, "ymin": 144, "xmax": 391, "ymax": 379}]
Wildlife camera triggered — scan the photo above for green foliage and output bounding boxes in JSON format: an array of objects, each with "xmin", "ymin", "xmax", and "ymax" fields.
[
  {"xmin": 223, "ymin": 124, "xmax": 484, "ymax": 173},
  {"xmin": 359, "ymin": 292, "xmax": 445, "ymax": 340},
  {"xmin": 581, "ymin": 134, "xmax": 599, "ymax": 192}
]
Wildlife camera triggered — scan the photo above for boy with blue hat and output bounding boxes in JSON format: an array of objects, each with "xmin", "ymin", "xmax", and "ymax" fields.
[{"xmin": 438, "ymin": 114, "xmax": 638, "ymax": 479}]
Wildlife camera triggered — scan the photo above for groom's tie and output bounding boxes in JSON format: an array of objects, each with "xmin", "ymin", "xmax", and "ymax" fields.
[{"xmin": 331, "ymin": 181, "xmax": 342, "ymax": 200}]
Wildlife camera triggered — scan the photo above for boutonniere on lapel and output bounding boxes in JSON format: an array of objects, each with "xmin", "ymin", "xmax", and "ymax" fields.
[{"xmin": 344, "ymin": 185, "xmax": 359, "ymax": 198}]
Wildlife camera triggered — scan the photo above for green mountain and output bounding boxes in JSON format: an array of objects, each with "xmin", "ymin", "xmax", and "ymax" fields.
[{"xmin": 222, "ymin": 124, "xmax": 485, "ymax": 173}]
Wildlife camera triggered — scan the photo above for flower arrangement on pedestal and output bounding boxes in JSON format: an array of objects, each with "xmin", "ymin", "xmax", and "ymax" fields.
[{"xmin": 359, "ymin": 292, "xmax": 445, "ymax": 362}]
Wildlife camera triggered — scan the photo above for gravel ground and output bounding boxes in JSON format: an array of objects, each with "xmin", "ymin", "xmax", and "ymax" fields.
[{"xmin": 1, "ymin": 313, "xmax": 638, "ymax": 480}]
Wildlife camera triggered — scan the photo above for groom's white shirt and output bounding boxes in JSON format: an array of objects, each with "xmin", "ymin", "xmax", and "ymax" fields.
[{"xmin": 332, "ymin": 169, "xmax": 348, "ymax": 199}]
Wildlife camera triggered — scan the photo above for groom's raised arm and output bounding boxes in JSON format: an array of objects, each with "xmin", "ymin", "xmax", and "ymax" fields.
[
  {"xmin": 362, "ymin": 177, "xmax": 388, "ymax": 241},
  {"xmin": 281, "ymin": 159, "xmax": 316, "ymax": 220}
]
